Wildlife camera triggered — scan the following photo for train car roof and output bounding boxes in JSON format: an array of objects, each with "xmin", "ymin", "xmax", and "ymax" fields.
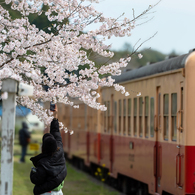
[{"xmin": 113, "ymin": 52, "xmax": 190, "ymax": 83}]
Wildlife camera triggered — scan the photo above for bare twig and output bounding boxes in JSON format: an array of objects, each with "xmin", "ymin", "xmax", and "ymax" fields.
[{"xmin": 131, "ymin": 32, "xmax": 158, "ymax": 56}]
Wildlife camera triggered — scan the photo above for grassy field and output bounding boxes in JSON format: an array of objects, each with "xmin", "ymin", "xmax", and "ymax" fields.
[{"xmin": 13, "ymin": 131, "xmax": 120, "ymax": 195}]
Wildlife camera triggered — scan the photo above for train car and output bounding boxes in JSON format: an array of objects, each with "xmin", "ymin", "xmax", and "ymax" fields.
[{"xmin": 60, "ymin": 50, "xmax": 195, "ymax": 195}]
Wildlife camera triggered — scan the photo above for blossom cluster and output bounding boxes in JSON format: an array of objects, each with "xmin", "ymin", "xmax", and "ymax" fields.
[{"xmin": 0, "ymin": 0, "xmax": 153, "ymax": 131}]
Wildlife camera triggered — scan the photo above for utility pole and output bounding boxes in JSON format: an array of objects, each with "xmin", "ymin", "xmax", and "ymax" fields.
[{"xmin": 0, "ymin": 78, "xmax": 33, "ymax": 195}]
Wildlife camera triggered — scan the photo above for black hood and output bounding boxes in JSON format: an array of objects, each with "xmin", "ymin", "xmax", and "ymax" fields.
[{"xmin": 22, "ymin": 121, "xmax": 28, "ymax": 129}]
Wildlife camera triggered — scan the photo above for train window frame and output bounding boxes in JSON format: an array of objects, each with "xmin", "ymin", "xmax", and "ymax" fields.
[
  {"xmin": 150, "ymin": 97, "xmax": 155, "ymax": 137},
  {"xmin": 104, "ymin": 101, "xmax": 107, "ymax": 132},
  {"xmin": 107, "ymin": 101, "xmax": 110, "ymax": 134},
  {"xmin": 88, "ymin": 106, "xmax": 94, "ymax": 132},
  {"xmin": 171, "ymin": 93, "xmax": 177, "ymax": 141},
  {"xmin": 92, "ymin": 108, "xmax": 97, "ymax": 132},
  {"xmin": 128, "ymin": 98, "xmax": 131, "ymax": 136},
  {"xmin": 139, "ymin": 97, "xmax": 143, "ymax": 137},
  {"xmin": 145, "ymin": 96, "xmax": 149, "ymax": 138},
  {"xmin": 78, "ymin": 104, "xmax": 85, "ymax": 131},
  {"xmin": 123, "ymin": 99, "xmax": 126, "ymax": 135},
  {"xmin": 163, "ymin": 94, "xmax": 169, "ymax": 141},
  {"xmin": 119, "ymin": 99, "xmax": 122, "ymax": 135},
  {"xmin": 180, "ymin": 87, "xmax": 184, "ymax": 132},
  {"xmin": 114, "ymin": 101, "xmax": 117, "ymax": 134},
  {"xmin": 134, "ymin": 98, "xmax": 137, "ymax": 136},
  {"xmin": 84, "ymin": 104, "xmax": 88, "ymax": 131}
]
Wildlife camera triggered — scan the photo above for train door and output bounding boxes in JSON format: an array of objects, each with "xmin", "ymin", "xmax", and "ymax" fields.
[
  {"xmin": 68, "ymin": 106, "xmax": 73, "ymax": 155},
  {"xmin": 154, "ymin": 86, "xmax": 162, "ymax": 194},
  {"xmin": 176, "ymin": 83, "xmax": 184, "ymax": 188},
  {"xmin": 86, "ymin": 105, "xmax": 90, "ymax": 163},
  {"xmin": 110, "ymin": 94, "xmax": 114, "ymax": 172}
]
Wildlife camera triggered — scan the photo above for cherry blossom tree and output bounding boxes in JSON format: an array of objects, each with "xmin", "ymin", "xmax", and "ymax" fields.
[{"xmin": 0, "ymin": 0, "xmax": 157, "ymax": 129}]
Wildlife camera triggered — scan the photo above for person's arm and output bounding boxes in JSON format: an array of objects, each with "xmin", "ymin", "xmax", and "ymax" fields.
[
  {"xmin": 50, "ymin": 119, "xmax": 62, "ymax": 143},
  {"xmin": 30, "ymin": 165, "xmax": 47, "ymax": 185},
  {"xmin": 24, "ymin": 128, "xmax": 31, "ymax": 139},
  {"xmin": 50, "ymin": 103, "xmax": 58, "ymax": 119},
  {"xmin": 50, "ymin": 105, "xmax": 62, "ymax": 143},
  {"xmin": 52, "ymin": 105, "xmax": 58, "ymax": 119}
]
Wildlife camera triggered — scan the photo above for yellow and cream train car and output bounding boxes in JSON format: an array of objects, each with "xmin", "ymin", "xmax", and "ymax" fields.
[{"xmin": 59, "ymin": 50, "xmax": 195, "ymax": 195}]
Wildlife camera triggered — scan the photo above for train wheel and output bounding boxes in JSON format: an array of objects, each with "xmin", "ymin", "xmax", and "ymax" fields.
[
  {"xmin": 136, "ymin": 183, "xmax": 148, "ymax": 195},
  {"xmin": 122, "ymin": 178, "xmax": 128, "ymax": 194},
  {"xmin": 121, "ymin": 178, "xmax": 136, "ymax": 195},
  {"xmin": 78, "ymin": 160, "xmax": 85, "ymax": 171}
]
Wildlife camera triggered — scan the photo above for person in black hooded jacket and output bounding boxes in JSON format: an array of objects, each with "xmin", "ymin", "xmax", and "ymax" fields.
[
  {"xmin": 30, "ymin": 107, "xmax": 67, "ymax": 195},
  {"xmin": 19, "ymin": 121, "xmax": 31, "ymax": 163}
]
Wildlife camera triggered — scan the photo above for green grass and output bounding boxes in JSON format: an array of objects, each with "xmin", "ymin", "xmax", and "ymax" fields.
[
  {"xmin": 14, "ymin": 156, "xmax": 34, "ymax": 195},
  {"xmin": 64, "ymin": 163, "xmax": 119, "ymax": 195},
  {"xmin": 13, "ymin": 130, "xmax": 120, "ymax": 195},
  {"xmin": 13, "ymin": 156, "xmax": 119, "ymax": 195}
]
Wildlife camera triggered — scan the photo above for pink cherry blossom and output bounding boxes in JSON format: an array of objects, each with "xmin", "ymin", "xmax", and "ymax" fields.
[
  {"xmin": 0, "ymin": 0, "xmax": 155, "ymax": 132},
  {"xmin": 138, "ymin": 53, "xmax": 143, "ymax": 59}
]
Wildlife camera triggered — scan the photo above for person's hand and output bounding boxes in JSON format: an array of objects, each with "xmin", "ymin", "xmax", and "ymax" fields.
[{"xmin": 53, "ymin": 104, "xmax": 58, "ymax": 119}]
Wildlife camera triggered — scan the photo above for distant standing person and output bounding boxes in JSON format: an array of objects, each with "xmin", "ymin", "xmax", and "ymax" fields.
[{"xmin": 19, "ymin": 121, "xmax": 31, "ymax": 163}]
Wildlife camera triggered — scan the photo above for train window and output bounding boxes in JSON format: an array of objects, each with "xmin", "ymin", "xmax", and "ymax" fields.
[
  {"xmin": 134, "ymin": 98, "xmax": 137, "ymax": 136},
  {"xmin": 163, "ymin": 94, "xmax": 169, "ymax": 140},
  {"xmin": 171, "ymin": 93, "xmax": 177, "ymax": 141},
  {"xmin": 150, "ymin": 97, "xmax": 154, "ymax": 137},
  {"xmin": 128, "ymin": 98, "xmax": 131, "ymax": 136},
  {"xmin": 145, "ymin": 96, "xmax": 149, "ymax": 137},
  {"xmin": 119, "ymin": 99, "xmax": 122, "ymax": 134},
  {"xmin": 84, "ymin": 105, "xmax": 88, "ymax": 131},
  {"xmin": 139, "ymin": 97, "xmax": 143, "ymax": 137},
  {"xmin": 107, "ymin": 101, "xmax": 110, "ymax": 133},
  {"xmin": 88, "ymin": 107, "xmax": 92, "ymax": 131},
  {"xmin": 94, "ymin": 109, "xmax": 98, "ymax": 132},
  {"xmin": 114, "ymin": 101, "xmax": 117, "ymax": 134},
  {"xmin": 104, "ymin": 101, "xmax": 107, "ymax": 132},
  {"xmin": 123, "ymin": 99, "xmax": 126, "ymax": 135}
]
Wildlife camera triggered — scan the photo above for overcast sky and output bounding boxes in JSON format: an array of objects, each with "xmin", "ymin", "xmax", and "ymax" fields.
[{"xmin": 86, "ymin": 0, "xmax": 195, "ymax": 55}]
